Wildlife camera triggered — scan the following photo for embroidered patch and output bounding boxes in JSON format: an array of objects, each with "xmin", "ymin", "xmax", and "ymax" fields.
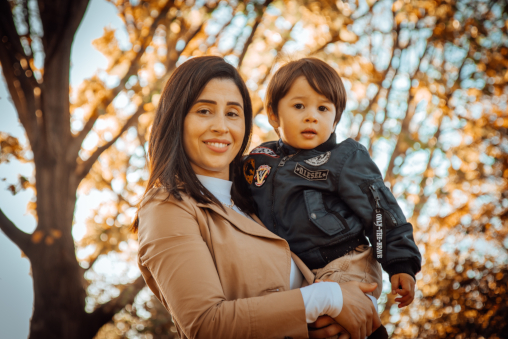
[
  {"xmin": 243, "ymin": 158, "xmax": 255, "ymax": 185},
  {"xmin": 250, "ymin": 147, "xmax": 279, "ymax": 158},
  {"xmin": 304, "ymin": 151, "xmax": 331, "ymax": 167},
  {"xmin": 255, "ymin": 165, "xmax": 271, "ymax": 187},
  {"xmin": 294, "ymin": 163, "xmax": 329, "ymax": 181}
]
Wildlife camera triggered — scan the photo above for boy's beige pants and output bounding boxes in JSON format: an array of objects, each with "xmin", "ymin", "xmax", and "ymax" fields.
[{"xmin": 311, "ymin": 245, "xmax": 383, "ymax": 339}]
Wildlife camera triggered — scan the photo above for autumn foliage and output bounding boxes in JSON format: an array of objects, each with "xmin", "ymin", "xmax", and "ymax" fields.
[{"xmin": 0, "ymin": 0, "xmax": 507, "ymax": 338}]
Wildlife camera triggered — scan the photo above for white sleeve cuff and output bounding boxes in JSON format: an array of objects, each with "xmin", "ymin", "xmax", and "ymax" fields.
[{"xmin": 299, "ymin": 282, "xmax": 343, "ymax": 323}]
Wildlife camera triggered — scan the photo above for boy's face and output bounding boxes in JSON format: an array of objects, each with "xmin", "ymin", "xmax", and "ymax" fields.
[{"xmin": 269, "ymin": 76, "xmax": 337, "ymax": 150}]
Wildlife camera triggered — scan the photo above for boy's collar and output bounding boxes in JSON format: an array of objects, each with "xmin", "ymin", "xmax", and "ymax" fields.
[{"xmin": 278, "ymin": 133, "xmax": 337, "ymax": 155}]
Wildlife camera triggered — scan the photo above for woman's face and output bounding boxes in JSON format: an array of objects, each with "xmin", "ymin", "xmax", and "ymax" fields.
[{"xmin": 183, "ymin": 78, "xmax": 245, "ymax": 180}]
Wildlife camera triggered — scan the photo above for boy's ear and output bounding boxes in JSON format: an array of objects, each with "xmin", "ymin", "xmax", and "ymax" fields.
[{"xmin": 267, "ymin": 106, "xmax": 280, "ymax": 130}]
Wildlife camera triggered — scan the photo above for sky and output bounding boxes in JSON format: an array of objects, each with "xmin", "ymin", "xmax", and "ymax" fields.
[{"xmin": 0, "ymin": 1, "xmax": 125, "ymax": 337}]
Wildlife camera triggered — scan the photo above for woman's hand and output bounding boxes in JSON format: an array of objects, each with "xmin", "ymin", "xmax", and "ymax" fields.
[
  {"xmin": 334, "ymin": 281, "xmax": 381, "ymax": 339},
  {"xmin": 308, "ymin": 315, "xmax": 350, "ymax": 339}
]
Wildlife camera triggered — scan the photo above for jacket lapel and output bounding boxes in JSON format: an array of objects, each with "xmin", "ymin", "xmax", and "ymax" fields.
[
  {"xmin": 196, "ymin": 202, "xmax": 283, "ymax": 241},
  {"xmin": 198, "ymin": 201, "xmax": 316, "ymax": 285}
]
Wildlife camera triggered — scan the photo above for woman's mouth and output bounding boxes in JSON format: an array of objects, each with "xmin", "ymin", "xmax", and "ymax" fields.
[
  {"xmin": 301, "ymin": 129, "xmax": 317, "ymax": 139},
  {"xmin": 203, "ymin": 140, "xmax": 231, "ymax": 153}
]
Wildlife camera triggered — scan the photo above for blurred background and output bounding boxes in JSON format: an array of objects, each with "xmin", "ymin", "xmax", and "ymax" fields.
[{"xmin": 0, "ymin": 0, "xmax": 507, "ymax": 338}]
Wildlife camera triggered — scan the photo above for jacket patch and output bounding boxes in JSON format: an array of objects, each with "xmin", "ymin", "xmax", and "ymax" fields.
[
  {"xmin": 294, "ymin": 163, "xmax": 329, "ymax": 181},
  {"xmin": 243, "ymin": 158, "xmax": 255, "ymax": 185},
  {"xmin": 250, "ymin": 147, "xmax": 279, "ymax": 158},
  {"xmin": 255, "ymin": 165, "xmax": 271, "ymax": 187},
  {"xmin": 304, "ymin": 151, "xmax": 331, "ymax": 167}
]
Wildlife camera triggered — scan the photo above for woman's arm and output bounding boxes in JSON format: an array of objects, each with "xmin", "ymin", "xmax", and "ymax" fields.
[{"xmin": 137, "ymin": 198, "xmax": 308, "ymax": 339}]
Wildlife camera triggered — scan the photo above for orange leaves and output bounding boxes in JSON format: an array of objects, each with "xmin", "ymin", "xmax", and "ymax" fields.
[
  {"xmin": 92, "ymin": 27, "xmax": 121, "ymax": 67},
  {"xmin": 0, "ymin": 132, "xmax": 26, "ymax": 164}
]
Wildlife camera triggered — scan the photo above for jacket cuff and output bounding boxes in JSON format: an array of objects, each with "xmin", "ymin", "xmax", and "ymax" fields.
[{"xmin": 384, "ymin": 259, "xmax": 420, "ymax": 280}]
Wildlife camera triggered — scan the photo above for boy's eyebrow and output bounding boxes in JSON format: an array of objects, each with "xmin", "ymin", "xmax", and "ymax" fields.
[
  {"xmin": 289, "ymin": 95, "xmax": 333, "ymax": 103},
  {"xmin": 195, "ymin": 99, "xmax": 243, "ymax": 108}
]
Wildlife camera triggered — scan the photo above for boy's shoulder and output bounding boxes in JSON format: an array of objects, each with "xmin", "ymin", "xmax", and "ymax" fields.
[
  {"xmin": 328, "ymin": 137, "xmax": 367, "ymax": 156},
  {"xmin": 247, "ymin": 140, "xmax": 280, "ymax": 159}
]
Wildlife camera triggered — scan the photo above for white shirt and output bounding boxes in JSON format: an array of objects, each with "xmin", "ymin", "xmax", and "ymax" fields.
[{"xmin": 196, "ymin": 174, "xmax": 344, "ymax": 322}]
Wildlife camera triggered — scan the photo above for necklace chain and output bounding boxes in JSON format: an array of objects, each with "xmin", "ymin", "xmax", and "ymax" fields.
[{"xmin": 222, "ymin": 199, "xmax": 235, "ymax": 209}]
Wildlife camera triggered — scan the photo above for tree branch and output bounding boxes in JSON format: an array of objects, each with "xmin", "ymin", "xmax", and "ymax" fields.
[
  {"xmin": 76, "ymin": 106, "xmax": 144, "ymax": 181},
  {"xmin": 0, "ymin": 208, "xmax": 31, "ymax": 253},
  {"xmin": 86, "ymin": 276, "xmax": 145, "ymax": 337},
  {"xmin": 70, "ymin": 1, "xmax": 172, "ymax": 159},
  {"xmin": 0, "ymin": 0, "xmax": 40, "ymax": 147},
  {"xmin": 237, "ymin": 0, "xmax": 274, "ymax": 69},
  {"xmin": 37, "ymin": 0, "xmax": 90, "ymax": 62}
]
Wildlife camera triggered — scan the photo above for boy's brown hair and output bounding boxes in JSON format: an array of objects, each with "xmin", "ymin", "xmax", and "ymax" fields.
[{"xmin": 265, "ymin": 57, "xmax": 347, "ymax": 124}]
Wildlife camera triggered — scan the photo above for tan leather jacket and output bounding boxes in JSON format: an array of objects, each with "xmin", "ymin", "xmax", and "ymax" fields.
[{"xmin": 137, "ymin": 188, "xmax": 316, "ymax": 339}]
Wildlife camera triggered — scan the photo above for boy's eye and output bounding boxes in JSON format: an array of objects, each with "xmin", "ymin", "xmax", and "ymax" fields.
[
  {"xmin": 294, "ymin": 103, "xmax": 304, "ymax": 109},
  {"xmin": 318, "ymin": 106, "xmax": 328, "ymax": 112}
]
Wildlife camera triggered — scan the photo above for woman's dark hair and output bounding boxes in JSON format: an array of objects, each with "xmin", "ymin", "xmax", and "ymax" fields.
[
  {"xmin": 132, "ymin": 56, "xmax": 255, "ymax": 232},
  {"xmin": 266, "ymin": 57, "xmax": 347, "ymax": 123}
]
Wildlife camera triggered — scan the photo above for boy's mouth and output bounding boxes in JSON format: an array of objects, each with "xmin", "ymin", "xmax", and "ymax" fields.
[{"xmin": 301, "ymin": 128, "xmax": 317, "ymax": 139}]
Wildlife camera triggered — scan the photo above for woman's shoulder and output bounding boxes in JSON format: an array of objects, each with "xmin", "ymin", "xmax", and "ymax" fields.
[{"xmin": 139, "ymin": 187, "xmax": 198, "ymax": 215}]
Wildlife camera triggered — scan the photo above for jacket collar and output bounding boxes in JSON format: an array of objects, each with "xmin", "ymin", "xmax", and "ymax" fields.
[
  {"xmin": 196, "ymin": 201, "xmax": 284, "ymax": 241},
  {"xmin": 278, "ymin": 132, "xmax": 337, "ymax": 156}
]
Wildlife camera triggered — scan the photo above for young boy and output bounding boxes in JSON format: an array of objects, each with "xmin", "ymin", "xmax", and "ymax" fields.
[{"xmin": 243, "ymin": 58, "xmax": 421, "ymax": 316}]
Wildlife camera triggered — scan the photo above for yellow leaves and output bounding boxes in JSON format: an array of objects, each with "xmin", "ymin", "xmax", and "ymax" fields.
[
  {"xmin": 414, "ymin": 87, "xmax": 432, "ymax": 103},
  {"xmin": 392, "ymin": 0, "xmax": 403, "ymax": 12},
  {"xmin": 170, "ymin": 21, "xmax": 181, "ymax": 34},
  {"xmin": 143, "ymin": 103, "xmax": 154, "ymax": 111},
  {"xmin": 93, "ymin": 27, "xmax": 122, "ymax": 67},
  {"xmin": 0, "ymin": 132, "xmax": 26, "ymax": 164},
  {"xmin": 395, "ymin": 12, "xmax": 406, "ymax": 25}
]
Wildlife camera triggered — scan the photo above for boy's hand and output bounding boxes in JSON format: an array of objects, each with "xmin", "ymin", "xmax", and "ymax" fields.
[{"xmin": 391, "ymin": 273, "xmax": 415, "ymax": 308}]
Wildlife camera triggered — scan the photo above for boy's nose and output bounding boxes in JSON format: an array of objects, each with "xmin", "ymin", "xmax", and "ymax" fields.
[{"xmin": 304, "ymin": 110, "xmax": 318, "ymax": 123}]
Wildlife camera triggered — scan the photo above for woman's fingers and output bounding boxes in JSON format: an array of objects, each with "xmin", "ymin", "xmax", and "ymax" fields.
[
  {"xmin": 308, "ymin": 323, "xmax": 346, "ymax": 339},
  {"xmin": 334, "ymin": 281, "xmax": 379, "ymax": 339},
  {"xmin": 338, "ymin": 333, "xmax": 351, "ymax": 339},
  {"xmin": 308, "ymin": 315, "xmax": 336, "ymax": 329}
]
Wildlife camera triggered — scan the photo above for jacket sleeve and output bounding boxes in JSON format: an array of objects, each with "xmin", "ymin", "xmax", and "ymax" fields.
[
  {"xmin": 336, "ymin": 143, "xmax": 422, "ymax": 279},
  {"xmin": 137, "ymin": 197, "xmax": 308, "ymax": 339}
]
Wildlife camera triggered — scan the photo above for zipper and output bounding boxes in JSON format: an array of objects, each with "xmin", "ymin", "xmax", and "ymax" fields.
[
  {"xmin": 278, "ymin": 155, "xmax": 290, "ymax": 167},
  {"xmin": 369, "ymin": 185, "xmax": 397, "ymax": 226},
  {"xmin": 369, "ymin": 185, "xmax": 381, "ymax": 209},
  {"xmin": 271, "ymin": 151, "xmax": 300, "ymax": 234}
]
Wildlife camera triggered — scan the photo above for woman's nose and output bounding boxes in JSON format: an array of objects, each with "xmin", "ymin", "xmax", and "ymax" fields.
[{"xmin": 211, "ymin": 114, "xmax": 229, "ymax": 134}]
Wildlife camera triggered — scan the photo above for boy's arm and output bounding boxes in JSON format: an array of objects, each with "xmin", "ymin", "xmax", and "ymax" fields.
[{"xmin": 336, "ymin": 142, "xmax": 421, "ymax": 279}]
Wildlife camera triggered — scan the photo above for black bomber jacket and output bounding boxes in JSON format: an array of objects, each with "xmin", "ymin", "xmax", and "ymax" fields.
[{"xmin": 242, "ymin": 133, "xmax": 422, "ymax": 279}]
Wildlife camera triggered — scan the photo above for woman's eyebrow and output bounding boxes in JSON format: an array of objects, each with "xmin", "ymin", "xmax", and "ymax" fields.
[
  {"xmin": 195, "ymin": 99, "xmax": 243, "ymax": 109},
  {"xmin": 195, "ymin": 99, "xmax": 216, "ymax": 105},
  {"xmin": 227, "ymin": 101, "xmax": 243, "ymax": 109}
]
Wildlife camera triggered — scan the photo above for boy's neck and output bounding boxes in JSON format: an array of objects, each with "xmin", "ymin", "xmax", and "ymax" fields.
[{"xmin": 278, "ymin": 133, "xmax": 337, "ymax": 155}]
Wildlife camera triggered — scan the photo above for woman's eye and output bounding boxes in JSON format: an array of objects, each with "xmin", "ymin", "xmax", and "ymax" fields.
[
  {"xmin": 294, "ymin": 103, "xmax": 304, "ymax": 109},
  {"xmin": 197, "ymin": 109, "xmax": 211, "ymax": 115},
  {"xmin": 227, "ymin": 111, "xmax": 239, "ymax": 117},
  {"xmin": 318, "ymin": 106, "xmax": 328, "ymax": 112}
]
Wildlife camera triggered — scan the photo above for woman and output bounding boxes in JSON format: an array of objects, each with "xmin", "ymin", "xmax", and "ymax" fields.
[{"xmin": 133, "ymin": 56, "xmax": 380, "ymax": 339}]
